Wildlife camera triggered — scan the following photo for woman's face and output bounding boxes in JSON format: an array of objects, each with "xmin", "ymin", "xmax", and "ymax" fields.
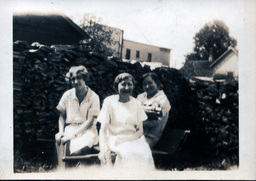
[
  {"xmin": 71, "ymin": 72, "xmax": 86, "ymax": 90},
  {"xmin": 118, "ymin": 78, "xmax": 134, "ymax": 97},
  {"xmin": 142, "ymin": 76, "xmax": 159, "ymax": 97}
]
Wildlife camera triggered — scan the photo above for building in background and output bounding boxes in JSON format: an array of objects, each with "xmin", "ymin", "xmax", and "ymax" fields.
[
  {"xmin": 100, "ymin": 24, "xmax": 124, "ymax": 59},
  {"xmin": 97, "ymin": 24, "xmax": 171, "ymax": 68},
  {"xmin": 210, "ymin": 47, "xmax": 238, "ymax": 78},
  {"xmin": 122, "ymin": 39, "xmax": 171, "ymax": 67},
  {"xmin": 180, "ymin": 47, "xmax": 238, "ymax": 80},
  {"xmin": 14, "ymin": 12, "xmax": 171, "ymax": 68}
]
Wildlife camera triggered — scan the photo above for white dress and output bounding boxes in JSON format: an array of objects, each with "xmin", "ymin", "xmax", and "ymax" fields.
[
  {"xmin": 97, "ymin": 95, "xmax": 155, "ymax": 170},
  {"xmin": 56, "ymin": 87, "xmax": 100, "ymax": 154}
]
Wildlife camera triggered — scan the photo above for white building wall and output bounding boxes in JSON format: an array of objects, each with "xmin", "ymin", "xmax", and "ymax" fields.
[
  {"xmin": 122, "ymin": 39, "xmax": 171, "ymax": 66},
  {"xmin": 213, "ymin": 52, "xmax": 238, "ymax": 78},
  {"xmin": 101, "ymin": 25, "xmax": 124, "ymax": 58}
]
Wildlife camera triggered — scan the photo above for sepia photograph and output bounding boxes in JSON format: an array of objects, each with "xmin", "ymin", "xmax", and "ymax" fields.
[{"xmin": 0, "ymin": 0, "xmax": 256, "ymax": 180}]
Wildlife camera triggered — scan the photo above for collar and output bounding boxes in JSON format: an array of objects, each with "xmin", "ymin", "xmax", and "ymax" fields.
[
  {"xmin": 71, "ymin": 87, "xmax": 92, "ymax": 102},
  {"xmin": 144, "ymin": 90, "xmax": 164, "ymax": 99}
]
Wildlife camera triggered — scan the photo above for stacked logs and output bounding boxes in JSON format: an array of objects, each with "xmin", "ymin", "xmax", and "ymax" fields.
[
  {"xmin": 13, "ymin": 41, "xmax": 192, "ymax": 151},
  {"xmin": 188, "ymin": 78, "xmax": 238, "ymax": 164},
  {"xmin": 13, "ymin": 40, "xmax": 238, "ymax": 170}
]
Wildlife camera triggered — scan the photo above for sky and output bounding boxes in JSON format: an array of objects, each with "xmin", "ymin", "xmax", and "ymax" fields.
[{"xmin": 10, "ymin": 0, "xmax": 245, "ymax": 69}]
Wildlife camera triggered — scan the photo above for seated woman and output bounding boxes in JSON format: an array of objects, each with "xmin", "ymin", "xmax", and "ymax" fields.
[
  {"xmin": 137, "ymin": 72, "xmax": 171, "ymax": 148},
  {"xmin": 55, "ymin": 65, "xmax": 100, "ymax": 166},
  {"xmin": 97, "ymin": 73, "xmax": 154, "ymax": 170}
]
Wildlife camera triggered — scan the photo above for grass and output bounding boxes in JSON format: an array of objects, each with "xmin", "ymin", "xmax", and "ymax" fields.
[{"xmin": 14, "ymin": 147, "xmax": 238, "ymax": 173}]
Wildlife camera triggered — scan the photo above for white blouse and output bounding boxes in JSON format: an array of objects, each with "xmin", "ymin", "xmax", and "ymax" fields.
[
  {"xmin": 56, "ymin": 87, "xmax": 100, "ymax": 153},
  {"xmin": 57, "ymin": 87, "xmax": 100, "ymax": 125}
]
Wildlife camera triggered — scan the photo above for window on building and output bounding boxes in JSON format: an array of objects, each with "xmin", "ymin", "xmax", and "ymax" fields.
[
  {"xmin": 136, "ymin": 50, "xmax": 140, "ymax": 59},
  {"xmin": 125, "ymin": 49, "xmax": 131, "ymax": 59},
  {"xmin": 148, "ymin": 53, "xmax": 152, "ymax": 62}
]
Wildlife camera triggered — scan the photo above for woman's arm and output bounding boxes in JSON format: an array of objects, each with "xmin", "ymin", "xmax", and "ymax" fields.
[
  {"xmin": 62, "ymin": 95, "xmax": 100, "ymax": 143},
  {"xmin": 99, "ymin": 122, "xmax": 108, "ymax": 152},
  {"xmin": 58, "ymin": 113, "xmax": 65, "ymax": 134},
  {"xmin": 115, "ymin": 121, "xmax": 143, "ymax": 146},
  {"xmin": 143, "ymin": 100, "xmax": 170, "ymax": 129},
  {"xmin": 75, "ymin": 115, "xmax": 95, "ymax": 135},
  {"xmin": 143, "ymin": 112, "xmax": 169, "ymax": 131},
  {"xmin": 98, "ymin": 122, "xmax": 110, "ymax": 164},
  {"xmin": 61, "ymin": 115, "xmax": 95, "ymax": 143},
  {"xmin": 143, "ymin": 117, "xmax": 160, "ymax": 128},
  {"xmin": 55, "ymin": 113, "xmax": 65, "ymax": 144}
]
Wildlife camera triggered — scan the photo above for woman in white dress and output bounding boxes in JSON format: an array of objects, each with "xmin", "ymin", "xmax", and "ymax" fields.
[
  {"xmin": 137, "ymin": 72, "xmax": 171, "ymax": 148},
  {"xmin": 55, "ymin": 65, "xmax": 100, "ymax": 166},
  {"xmin": 97, "ymin": 73, "xmax": 154, "ymax": 170}
]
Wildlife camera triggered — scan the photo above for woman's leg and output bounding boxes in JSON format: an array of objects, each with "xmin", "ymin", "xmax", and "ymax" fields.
[
  {"xmin": 70, "ymin": 146, "xmax": 91, "ymax": 155},
  {"xmin": 55, "ymin": 140, "xmax": 65, "ymax": 169},
  {"xmin": 70, "ymin": 146, "xmax": 93, "ymax": 167}
]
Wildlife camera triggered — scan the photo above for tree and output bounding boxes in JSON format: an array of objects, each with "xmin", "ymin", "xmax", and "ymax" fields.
[
  {"xmin": 78, "ymin": 14, "xmax": 118, "ymax": 56},
  {"xmin": 185, "ymin": 20, "xmax": 237, "ymax": 61}
]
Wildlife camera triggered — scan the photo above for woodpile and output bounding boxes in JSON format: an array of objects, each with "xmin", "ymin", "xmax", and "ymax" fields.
[
  {"xmin": 13, "ymin": 40, "xmax": 238, "ymax": 169},
  {"xmin": 188, "ymin": 78, "xmax": 238, "ymax": 163},
  {"xmin": 13, "ymin": 41, "xmax": 193, "ymax": 147}
]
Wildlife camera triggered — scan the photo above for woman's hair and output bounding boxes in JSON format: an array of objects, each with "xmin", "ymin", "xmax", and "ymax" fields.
[
  {"xmin": 65, "ymin": 65, "xmax": 89, "ymax": 84},
  {"xmin": 113, "ymin": 73, "xmax": 136, "ymax": 92},
  {"xmin": 142, "ymin": 72, "xmax": 162, "ymax": 89}
]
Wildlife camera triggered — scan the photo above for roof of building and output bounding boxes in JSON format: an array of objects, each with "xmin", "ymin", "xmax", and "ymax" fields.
[
  {"xmin": 180, "ymin": 46, "xmax": 238, "ymax": 77},
  {"xmin": 210, "ymin": 46, "xmax": 238, "ymax": 68},
  {"xmin": 180, "ymin": 60, "xmax": 213, "ymax": 77},
  {"xmin": 99, "ymin": 23, "xmax": 124, "ymax": 32},
  {"xmin": 124, "ymin": 39, "xmax": 171, "ymax": 51},
  {"xmin": 13, "ymin": 12, "xmax": 90, "ymax": 45}
]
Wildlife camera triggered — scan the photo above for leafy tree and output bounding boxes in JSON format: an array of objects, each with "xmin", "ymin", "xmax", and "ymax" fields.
[
  {"xmin": 78, "ymin": 14, "xmax": 118, "ymax": 56},
  {"xmin": 185, "ymin": 20, "xmax": 237, "ymax": 61}
]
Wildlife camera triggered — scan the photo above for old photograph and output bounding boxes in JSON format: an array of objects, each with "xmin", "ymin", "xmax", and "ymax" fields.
[{"xmin": 0, "ymin": 0, "xmax": 256, "ymax": 180}]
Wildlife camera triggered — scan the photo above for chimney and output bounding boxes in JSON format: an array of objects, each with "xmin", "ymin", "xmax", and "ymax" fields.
[{"xmin": 208, "ymin": 47, "xmax": 213, "ymax": 61}]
